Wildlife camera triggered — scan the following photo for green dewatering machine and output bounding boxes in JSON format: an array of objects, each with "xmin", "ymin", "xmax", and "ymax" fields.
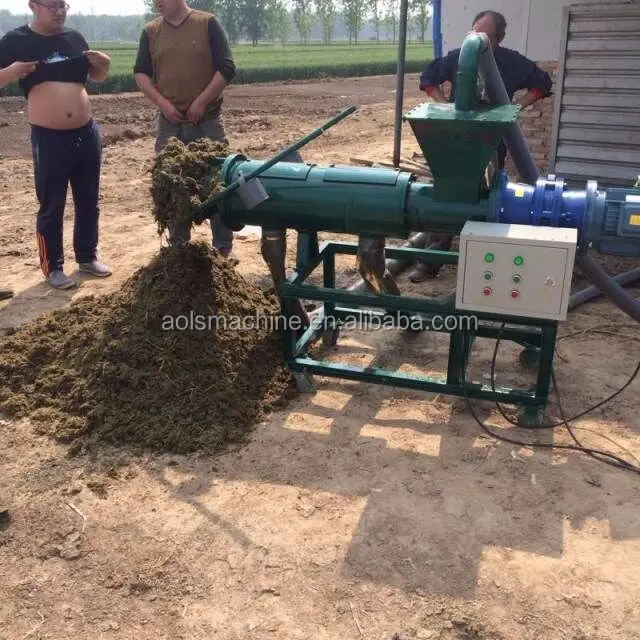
[{"xmin": 193, "ymin": 32, "xmax": 640, "ymax": 425}]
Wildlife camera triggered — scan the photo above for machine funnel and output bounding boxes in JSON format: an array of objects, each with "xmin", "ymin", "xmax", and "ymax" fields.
[{"xmin": 404, "ymin": 102, "xmax": 520, "ymax": 203}]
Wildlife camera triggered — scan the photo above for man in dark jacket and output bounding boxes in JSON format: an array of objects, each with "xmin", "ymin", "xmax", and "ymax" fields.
[{"xmin": 410, "ymin": 9, "xmax": 553, "ymax": 282}]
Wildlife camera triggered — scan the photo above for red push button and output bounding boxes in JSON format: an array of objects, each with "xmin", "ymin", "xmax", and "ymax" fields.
[
  {"xmin": 483, "ymin": 287, "xmax": 493, "ymax": 296},
  {"xmin": 511, "ymin": 289, "xmax": 520, "ymax": 299}
]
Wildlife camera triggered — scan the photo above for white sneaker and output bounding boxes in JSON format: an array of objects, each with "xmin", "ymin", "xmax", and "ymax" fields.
[
  {"xmin": 48, "ymin": 271, "xmax": 77, "ymax": 290},
  {"xmin": 78, "ymin": 261, "xmax": 112, "ymax": 277}
]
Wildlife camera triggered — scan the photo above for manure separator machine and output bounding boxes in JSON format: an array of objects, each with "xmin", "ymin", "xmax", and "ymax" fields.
[{"xmin": 193, "ymin": 32, "xmax": 640, "ymax": 429}]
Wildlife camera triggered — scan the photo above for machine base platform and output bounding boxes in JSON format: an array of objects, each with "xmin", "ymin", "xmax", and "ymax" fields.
[{"xmin": 279, "ymin": 241, "xmax": 558, "ymax": 417}]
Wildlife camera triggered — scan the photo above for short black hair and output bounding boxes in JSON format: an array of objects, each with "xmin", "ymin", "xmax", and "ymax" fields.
[{"xmin": 473, "ymin": 10, "xmax": 507, "ymax": 40}]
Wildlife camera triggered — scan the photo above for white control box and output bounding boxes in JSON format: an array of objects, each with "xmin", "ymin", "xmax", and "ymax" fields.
[{"xmin": 455, "ymin": 222, "xmax": 578, "ymax": 321}]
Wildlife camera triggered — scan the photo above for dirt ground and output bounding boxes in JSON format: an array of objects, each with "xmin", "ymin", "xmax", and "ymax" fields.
[{"xmin": 1, "ymin": 75, "xmax": 640, "ymax": 640}]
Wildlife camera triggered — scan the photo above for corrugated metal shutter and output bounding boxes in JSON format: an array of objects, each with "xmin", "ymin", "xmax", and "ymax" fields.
[{"xmin": 549, "ymin": 2, "xmax": 640, "ymax": 188}]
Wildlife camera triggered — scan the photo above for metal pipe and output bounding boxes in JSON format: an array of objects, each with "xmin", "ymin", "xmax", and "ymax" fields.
[
  {"xmin": 575, "ymin": 254, "xmax": 640, "ymax": 322},
  {"xmin": 569, "ymin": 267, "xmax": 640, "ymax": 311},
  {"xmin": 476, "ymin": 33, "xmax": 540, "ymax": 185},
  {"xmin": 393, "ymin": 0, "xmax": 409, "ymax": 167},
  {"xmin": 433, "ymin": 0, "xmax": 443, "ymax": 58},
  {"xmin": 455, "ymin": 33, "xmax": 485, "ymax": 112}
]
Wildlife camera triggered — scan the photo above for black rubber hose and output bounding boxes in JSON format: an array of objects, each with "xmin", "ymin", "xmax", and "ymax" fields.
[
  {"xmin": 575, "ymin": 254, "xmax": 640, "ymax": 322},
  {"xmin": 569, "ymin": 267, "xmax": 640, "ymax": 311},
  {"xmin": 476, "ymin": 35, "xmax": 540, "ymax": 186}
]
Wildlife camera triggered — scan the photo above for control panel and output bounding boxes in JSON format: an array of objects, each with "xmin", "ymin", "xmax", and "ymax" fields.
[{"xmin": 456, "ymin": 222, "xmax": 578, "ymax": 321}]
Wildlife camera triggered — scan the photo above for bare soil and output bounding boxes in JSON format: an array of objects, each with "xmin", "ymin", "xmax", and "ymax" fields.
[{"xmin": 1, "ymin": 75, "xmax": 640, "ymax": 640}]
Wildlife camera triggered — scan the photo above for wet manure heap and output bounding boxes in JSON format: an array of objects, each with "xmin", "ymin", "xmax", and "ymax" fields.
[
  {"xmin": 150, "ymin": 137, "xmax": 229, "ymax": 236},
  {"xmin": 0, "ymin": 139, "xmax": 295, "ymax": 455}
]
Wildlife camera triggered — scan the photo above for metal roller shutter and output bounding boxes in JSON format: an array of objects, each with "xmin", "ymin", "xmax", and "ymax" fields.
[{"xmin": 549, "ymin": 2, "xmax": 640, "ymax": 188}]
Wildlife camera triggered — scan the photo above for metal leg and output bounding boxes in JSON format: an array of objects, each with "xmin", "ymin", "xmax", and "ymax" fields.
[
  {"xmin": 535, "ymin": 324, "xmax": 557, "ymax": 403},
  {"xmin": 518, "ymin": 324, "xmax": 557, "ymax": 426},
  {"xmin": 322, "ymin": 245, "xmax": 339, "ymax": 347},
  {"xmin": 448, "ymin": 328, "xmax": 475, "ymax": 387},
  {"xmin": 261, "ymin": 229, "xmax": 309, "ymax": 330},
  {"xmin": 293, "ymin": 370, "xmax": 315, "ymax": 393},
  {"xmin": 296, "ymin": 231, "xmax": 320, "ymax": 273},
  {"xmin": 518, "ymin": 407, "xmax": 545, "ymax": 427},
  {"xmin": 447, "ymin": 329, "xmax": 465, "ymax": 386}
]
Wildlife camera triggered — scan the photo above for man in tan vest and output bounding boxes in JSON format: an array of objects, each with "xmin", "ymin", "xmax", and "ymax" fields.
[{"xmin": 134, "ymin": 0, "xmax": 238, "ymax": 263}]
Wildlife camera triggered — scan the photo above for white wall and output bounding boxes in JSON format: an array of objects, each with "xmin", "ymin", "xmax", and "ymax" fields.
[
  {"xmin": 441, "ymin": 0, "xmax": 529, "ymax": 56},
  {"xmin": 441, "ymin": 0, "xmax": 634, "ymax": 61}
]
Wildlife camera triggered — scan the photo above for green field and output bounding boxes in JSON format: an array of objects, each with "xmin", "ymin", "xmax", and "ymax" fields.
[
  {"xmin": 98, "ymin": 41, "xmax": 433, "ymax": 75},
  {"xmin": 0, "ymin": 41, "xmax": 433, "ymax": 96}
]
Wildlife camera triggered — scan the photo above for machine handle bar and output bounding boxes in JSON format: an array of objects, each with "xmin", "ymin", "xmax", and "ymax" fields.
[{"xmin": 193, "ymin": 104, "xmax": 358, "ymax": 216}]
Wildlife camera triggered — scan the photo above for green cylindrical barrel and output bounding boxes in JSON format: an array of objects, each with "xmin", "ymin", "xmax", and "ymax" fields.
[
  {"xmin": 219, "ymin": 156, "xmax": 412, "ymax": 235},
  {"xmin": 218, "ymin": 156, "xmax": 494, "ymax": 235}
]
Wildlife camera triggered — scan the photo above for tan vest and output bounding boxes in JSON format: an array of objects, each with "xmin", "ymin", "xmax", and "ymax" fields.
[{"xmin": 146, "ymin": 10, "xmax": 218, "ymax": 113}]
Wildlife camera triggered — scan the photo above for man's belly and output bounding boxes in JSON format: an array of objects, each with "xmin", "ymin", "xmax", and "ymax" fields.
[{"xmin": 28, "ymin": 82, "xmax": 92, "ymax": 130}]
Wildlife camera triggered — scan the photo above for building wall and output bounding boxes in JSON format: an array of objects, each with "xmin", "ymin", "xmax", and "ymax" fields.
[{"xmin": 440, "ymin": 0, "xmax": 634, "ymax": 60}]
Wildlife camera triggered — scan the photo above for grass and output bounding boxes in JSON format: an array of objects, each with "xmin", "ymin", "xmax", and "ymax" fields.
[
  {"xmin": 100, "ymin": 41, "xmax": 433, "ymax": 75},
  {"xmin": 0, "ymin": 41, "xmax": 433, "ymax": 97}
]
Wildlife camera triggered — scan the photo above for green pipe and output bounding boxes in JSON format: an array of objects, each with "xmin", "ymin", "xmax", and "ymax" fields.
[
  {"xmin": 455, "ymin": 32, "xmax": 487, "ymax": 112},
  {"xmin": 216, "ymin": 158, "xmax": 493, "ymax": 236}
]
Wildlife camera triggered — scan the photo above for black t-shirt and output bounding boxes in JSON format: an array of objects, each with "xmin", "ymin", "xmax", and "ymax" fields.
[{"xmin": 0, "ymin": 25, "xmax": 91, "ymax": 97}]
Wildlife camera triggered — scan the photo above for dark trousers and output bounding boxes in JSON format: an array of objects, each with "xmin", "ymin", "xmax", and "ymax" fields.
[{"xmin": 31, "ymin": 120, "xmax": 101, "ymax": 276}]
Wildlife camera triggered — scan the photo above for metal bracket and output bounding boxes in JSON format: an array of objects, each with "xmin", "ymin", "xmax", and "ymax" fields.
[{"xmin": 292, "ymin": 371, "xmax": 315, "ymax": 394}]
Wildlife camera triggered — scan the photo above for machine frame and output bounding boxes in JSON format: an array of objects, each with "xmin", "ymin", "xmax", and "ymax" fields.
[
  {"xmin": 282, "ymin": 237, "xmax": 557, "ymax": 426},
  {"xmin": 190, "ymin": 31, "xmax": 639, "ymax": 428}
]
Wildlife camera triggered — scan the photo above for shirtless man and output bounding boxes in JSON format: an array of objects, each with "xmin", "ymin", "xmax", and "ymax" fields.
[{"xmin": 0, "ymin": 1, "xmax": 112, "ymax": 289}]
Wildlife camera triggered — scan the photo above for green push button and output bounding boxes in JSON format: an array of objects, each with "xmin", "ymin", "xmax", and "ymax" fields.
[
  {"xmin": 484, "ymin": 271, "xmax": 493, "ymax": 281},
  {"xmin": 484, "ymin": 253, "xmax": 495, "ymax": 264},
  {"xmin": 512, "ymin": 274, "xmax": 522, "ymax": 284},
  {"xmin": 514, "ymin": 256, "xmax": 524, "ymax": 267}
]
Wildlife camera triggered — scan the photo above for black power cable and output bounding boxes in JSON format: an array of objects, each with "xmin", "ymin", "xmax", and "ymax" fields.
[
  {"xmin": 489, "ymin": 324, "xmax": 640, "ymax": 429},
  {"xmin": 462, "ymin": 323, "xmax": 640, "ymax": 476}
]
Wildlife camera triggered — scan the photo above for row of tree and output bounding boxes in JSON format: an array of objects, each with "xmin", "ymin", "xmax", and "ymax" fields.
[
  {"xmin": 2, "ymin": 0, "xmax": 431, "ymax": 45},
  {"xmin": 149, "ymin": 0, "xmax": 433, "ymax": 45},
  {"xmin": 0, "ymin": 10, "xmax": 146, "ymax": 42}
]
